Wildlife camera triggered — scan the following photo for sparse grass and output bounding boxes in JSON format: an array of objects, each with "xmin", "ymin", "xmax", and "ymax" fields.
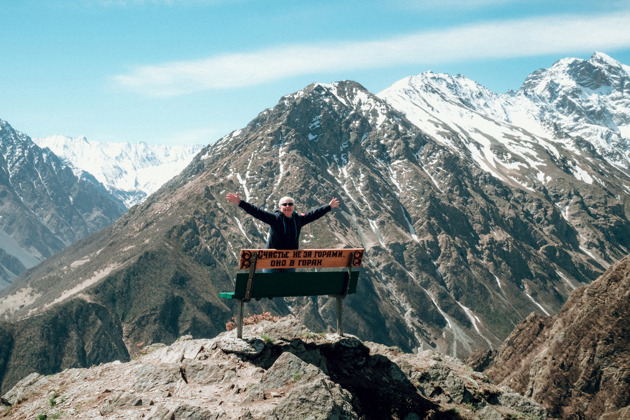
[
  {"xmin": 225, "ymin": 312, "xmax": 281, "ymax": 331},
  {"xmin": 49, "ymin": 391, "xmax": 57, "ymax": 407},
  {"xmin": 291, "ymin": 372, "xmax": 303, "ymax": 382},
  {"xmin": 261, "ymin": 334, "xmax": 275, "ymax": 343},
  {"xmin": 48, "ymin": 391, "xmax": 65, "ymax": 407}
]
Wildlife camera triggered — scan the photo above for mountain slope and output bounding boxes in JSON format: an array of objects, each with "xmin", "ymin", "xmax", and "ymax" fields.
[
  {"xmin": 33, "ymin": 135, "xmax": 203, "ymax": 207},
  {"xmin": 0, "ymin": 120, "xmax": 127, "ymax": 287},
  {"xmin": 1, "ymin": 54, "xmax": 629, "ymax": 394},
  {"xmin": 473, "ymin": 253, "xmax": 630, "ymax": 419}
]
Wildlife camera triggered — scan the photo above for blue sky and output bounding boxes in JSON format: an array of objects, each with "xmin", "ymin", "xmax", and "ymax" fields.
[{"xmin": 2, "ymin": 0, "xmax": 630, "ymax": 146}]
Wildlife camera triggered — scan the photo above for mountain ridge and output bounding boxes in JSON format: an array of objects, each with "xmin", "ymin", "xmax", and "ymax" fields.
[{"xmin": 379, "ymin": 52, "xmax": 630, "ymax": 174}]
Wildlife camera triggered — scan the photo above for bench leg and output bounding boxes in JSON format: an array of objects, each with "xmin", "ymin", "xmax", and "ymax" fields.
[
  {"xmin": 237, "ymin": 299, "xmax": 244, "ymax": 339},
  {"xmin": 336, "ymin": 296, "xmax": 344, "ymax": 336}
]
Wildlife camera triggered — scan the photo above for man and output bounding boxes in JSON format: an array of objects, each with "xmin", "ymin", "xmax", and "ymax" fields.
[{"xmin": 226, "ymin": 192, "xmax": 339, "ymax": 251}]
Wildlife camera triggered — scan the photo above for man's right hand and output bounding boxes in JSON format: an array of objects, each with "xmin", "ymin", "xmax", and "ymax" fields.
[{"xmin": 226, "ymin": 192, "xmax": 241, "ymax": 205}]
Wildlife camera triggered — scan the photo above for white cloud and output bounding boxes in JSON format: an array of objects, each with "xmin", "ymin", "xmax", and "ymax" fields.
[
  {"xmin": 84, "ymin": 0, "xmax": 233, "ymax": 6},
  {"xmin": 393, "ymin": 0, "xmax": 521, "ymax": 12},
  {"xmin": 113, "ymin": 10, "xmax": 630, "ymax": 97}
]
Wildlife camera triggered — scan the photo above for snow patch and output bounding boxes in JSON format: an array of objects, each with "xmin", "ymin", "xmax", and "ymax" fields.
[
  {"xmin": 494, "ymin": 275, "xmax": 503, "ymax": 291},
  {"xmin": 556, "ymin": 270, "xmax": 577, "ymax": 290},
  {"xmin": 400, "ymin": 205, "xmax": 419, "ymax": 242},
  {"xmin": 236, "ymin": 173, "xmax": 251, "ymax": 202},
  {"xmin": 276, "ymin": 137, "xmax": 287, "ymax": 186},
  {"xmin": 368, "ymin": 219, "xmax": 386, "ymax": 248},
  {"xmin": 570, "ymin": 162, "xmax": 593, "ymax": 184},
  {"xmin": 457, "ymin": 302, "xmax": 493, "ymax": 347},
  {"xmin": 525, "ymin": 292, "xmax": 550, "ymax": 316},
  {"xmin": 234, "ymin": 217, "xmax": 252, "ymax": 244},
  {"xmin": 424, "ymin": 288, "xmax": 476, "ymax": 357}
]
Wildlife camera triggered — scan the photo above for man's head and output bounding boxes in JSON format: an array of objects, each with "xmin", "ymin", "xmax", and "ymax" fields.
[{"xmin": 278, "ymin": 196, "xmax": 295, "ymax": 217}]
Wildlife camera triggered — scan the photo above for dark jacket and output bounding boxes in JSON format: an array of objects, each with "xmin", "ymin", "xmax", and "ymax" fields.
[{"xmin": 238, "ymin": 200, "xmax": 331, "ymax": 249}]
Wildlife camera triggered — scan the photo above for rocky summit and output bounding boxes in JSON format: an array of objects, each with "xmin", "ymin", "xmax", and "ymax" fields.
[
  {"xmin": 1, "ymin": 316, "xmax": 545, "ymax": 420},
  {"xmin": 469, "ymin": 253, "xmax": 630, "ymax": 419}
]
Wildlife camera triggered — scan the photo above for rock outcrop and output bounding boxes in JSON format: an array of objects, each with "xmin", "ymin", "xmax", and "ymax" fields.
[
  {"xmin": 471, "ymin": 254, "xmax": 630, "ymax": 419},
  {"xmin": 1, "ymin": 316, "xmax": 545, "ymax": 419}
]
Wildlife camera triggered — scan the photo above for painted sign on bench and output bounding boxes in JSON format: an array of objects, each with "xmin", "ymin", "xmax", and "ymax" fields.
[{"xmin": 239, "ymin": 248, "xmax": 364, "ymax": 270}]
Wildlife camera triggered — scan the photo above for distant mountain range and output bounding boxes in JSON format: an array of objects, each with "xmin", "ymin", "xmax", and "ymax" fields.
[
  {"xmin": 0, "ymin": 125, "xmax": 202, "ymax": 287},
  {"xmin": 0, "ymin": 121, "xmax": 126, "ymax": 288},
  {"xmin": 33, "ymin": 135, "xmax": 202, "ymax": 207},
  {"xmin": 0, "ymin": 52, "xmax": 629, "ymax": 405}
]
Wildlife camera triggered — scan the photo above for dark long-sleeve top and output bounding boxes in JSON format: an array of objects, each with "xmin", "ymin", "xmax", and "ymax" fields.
[{"xmin": 238, "ymin": 200, "xmax": 331, "ymax": 250}]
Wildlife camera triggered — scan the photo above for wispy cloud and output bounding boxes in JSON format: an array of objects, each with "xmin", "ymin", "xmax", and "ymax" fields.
[
  {"xmin": 393, "ymin": 0, "xmax": 522, "ymax": 12},
  {"xmin": 113, "ymin": 10, "xmax": 630, "ymax": 97},
  {"xmin": 83, "ymin": 0, "xmax": 232, "ymax": 6}
]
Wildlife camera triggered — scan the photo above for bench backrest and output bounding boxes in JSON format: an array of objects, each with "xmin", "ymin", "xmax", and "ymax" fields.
[{"xmin": 238, "ymin": 248, "xmax": 364, "ymax": 270}]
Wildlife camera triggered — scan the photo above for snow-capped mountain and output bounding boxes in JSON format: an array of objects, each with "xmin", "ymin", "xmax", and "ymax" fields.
[
  {"xmin": 379, "ymin": 52, "xmax": 630, "ymax": 177},
  {"xmin": 519, "ymin": 52, "xmax": 630, "ymax": 168},
  {"xmin": 0, "ymin": 120, "xmax": 127, "ymax": 287},
  {"xmin": 33, "ymin": 136, "xmax": 203, "ymax": 207}
]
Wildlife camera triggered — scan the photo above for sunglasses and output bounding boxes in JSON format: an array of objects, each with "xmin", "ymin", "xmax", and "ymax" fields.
[{"xmin": 281, "ymin": 202, "xmax": 294, "ymax": 207}]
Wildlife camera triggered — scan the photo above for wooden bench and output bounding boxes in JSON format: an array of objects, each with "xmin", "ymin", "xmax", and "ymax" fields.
[{"xmin": 220, "ymin": 248, "xmax": 364, "ymax": 339}]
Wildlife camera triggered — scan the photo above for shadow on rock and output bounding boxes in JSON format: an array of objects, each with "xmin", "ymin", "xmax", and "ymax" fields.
[{"xmin": 232, "ymin": 335, "xmax": 457, "ymax": 420}]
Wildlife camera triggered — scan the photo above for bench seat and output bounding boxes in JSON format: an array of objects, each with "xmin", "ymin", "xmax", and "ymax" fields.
[{"xmin": 219, "ymin": 270, "xmax": 359, "ymax": 300}]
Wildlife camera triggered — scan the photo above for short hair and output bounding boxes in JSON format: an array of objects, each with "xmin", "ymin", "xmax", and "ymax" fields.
[{"xmin": 278, "ymin": 196, "xmax": 294, "ymax": 206}]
